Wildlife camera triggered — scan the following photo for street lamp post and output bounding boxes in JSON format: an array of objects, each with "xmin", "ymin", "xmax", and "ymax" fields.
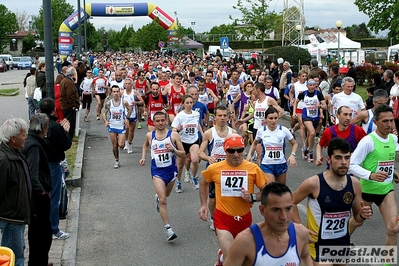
[
  {"xmin": 295, "ymin": 25, "xmax": 302, "ymax": 50},
  {"xmin": 11, "ymin": 39, "xmax": 16, "ymax": 56},
  {"xmin": 191, "ymin": 21, "xmax": 195, "ymax": 40},
  {"xmin": 335, "ymin": 20, "xmax": 343, "ymax": 64}
]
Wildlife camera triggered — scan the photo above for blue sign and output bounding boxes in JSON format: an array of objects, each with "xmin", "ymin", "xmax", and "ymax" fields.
[
  {"xmin": 220, "ymin": 37, "xmax": 229, "ymax": 49},
  {"xmin": 158, "ymin": 41, "xmax": 165, "ymax": 48}
]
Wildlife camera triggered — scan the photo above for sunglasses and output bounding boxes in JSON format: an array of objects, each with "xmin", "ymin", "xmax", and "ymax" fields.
[{"xmin": 226, "ymin": 148, "xmax": 245, "ymax": 154}]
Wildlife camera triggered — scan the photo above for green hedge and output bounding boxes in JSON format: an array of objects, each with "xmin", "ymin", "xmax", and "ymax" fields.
[{"xmin": 202, "ymin": 38, "xmax": 393, "ymax": 51}]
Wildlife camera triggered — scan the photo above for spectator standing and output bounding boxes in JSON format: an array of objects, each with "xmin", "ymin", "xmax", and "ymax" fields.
[
  {"xmin": 36, "ymin": 63, "xmax": 47, "ymax": 98},
  {"xmin": 21, "ymin": 114, "xmax": 53, "ymax": 266},
  {"xmin": 60, "ymin": 66, "xmax": 80, "ymax": 139},
  {"xmin": 0, "ymin": 118, "xmax": 31, "ymax": 266},
  {"xmin": 308, "ymin": 59, "xmax": 322, "ymax": 79},
  {"xmin": 39, "ymin": 98, "xmax": 72, "ymax": 240},
  {"xmin": 26, "ymin": 67, "xmax": 39, "ymax": 119},
  {"xmin": 346, "ymin": 61, "xmax": 358, "ymax": 92}
]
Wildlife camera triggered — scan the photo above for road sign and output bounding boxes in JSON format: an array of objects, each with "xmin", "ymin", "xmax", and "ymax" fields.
[
  {"xmin": 158, "ymin": 41, "xmax": 165, "ymax": 48},
  {"xmin": 220, "ymin": 37, "xmax": 229, "ymax": 49}
]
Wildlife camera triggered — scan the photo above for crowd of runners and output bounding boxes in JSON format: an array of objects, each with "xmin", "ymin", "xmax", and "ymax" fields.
[{"xmin": 54, "ymin": 51, "xmax": 399, "ymax": 265}]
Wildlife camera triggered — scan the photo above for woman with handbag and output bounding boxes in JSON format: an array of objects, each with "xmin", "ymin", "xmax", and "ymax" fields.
[
  {"xmin": 26, "ymin": 67, "xmax": 39, "ymax": 119},
  {"xmin": 36, "ymin": 63, "xmax": 47, "ymax": 98}
]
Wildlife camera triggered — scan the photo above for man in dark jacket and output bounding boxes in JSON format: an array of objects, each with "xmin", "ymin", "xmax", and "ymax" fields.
[
  {"xmin": 36, "ymin": 63, "xmax": 47, "ymax": 98},
  {"xmin": 21, "ymin": 113, "xmax": 53, "ymax": 266},
  {"xmin": 60, "ymin": 66, "xmax": 80, "ymax": 139},
  {"xmin": 346, "ymin": 60, "xmax": 358, "ymax": 92},
  {"xmin": 40, "ymin": 98, "xmax": 72, "ymax": 240},
  {"xmin": 0, "ymin": 117, "xmax": 31, "ymax": 266}
]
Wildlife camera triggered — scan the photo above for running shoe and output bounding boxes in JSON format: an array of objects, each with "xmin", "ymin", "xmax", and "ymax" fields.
[
  {"xmin": 184, "ymin": 170, "xmax": 191, "ymax": 183},
  {"xmin": 127, "ymin": 143, "xmax": 133, "ymax": 154},
  {"xmin": 166, "ymin": 227, "xmax": 177, "ymax": 241},
  {"xmin": 96, "ymin": 115, "xmax": 100, "ymax": 120},
  {"xmin": 301, "ymin": 147, "xmax": 308, "ymax": 160},
  {"xmin": 52, "ymin": 230, "xmax": 70, "ymax": 240},
  {"xmin": 137, "ymin": 123, "xmax": 142, "ymax": 129},
  {"xmin": 192, "ymin": 176, "xmax": 199, "ymax": 190},
  {"xmin": 141, "ymin": 116, "xmax": 145, "ymax": 121},
  {"xmin": 113, "ymin": 160, "xmax": 120, "ymax": 169},
  {"xmin": 155, "ymin": 194, "xmax": 160, "ymax": 212},
  {"xmin": 308, "ymin": 152, "xmax": 314, "ymax": 163},
  {"xmin": 215, "ymin": 249, "xmax": 223, "ymax": 266},
  {"xmin": 124, "ymin": 140, "xmax": 128, "ymax": 150},
  {"xmin": 209, "ymin": 219, "xmax": 215, "ymax": 231},
  {"xmin": 175, "ymin": 181, "xmax": 182, "ymax": 193}
]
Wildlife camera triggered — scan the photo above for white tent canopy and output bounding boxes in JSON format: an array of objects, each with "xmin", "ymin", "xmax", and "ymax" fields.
[
  {"xmin": 388, "ymin": 44, "xmax": 399, "ymax": 61},
  {"xmin": 307, "ymin": 33, "xmax": 361, "ymax": 51}
]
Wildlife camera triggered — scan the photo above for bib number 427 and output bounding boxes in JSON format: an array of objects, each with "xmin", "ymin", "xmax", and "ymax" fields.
[{"xmin": 225, "ymin": 176, "xmax": 244, "ymax": 188}]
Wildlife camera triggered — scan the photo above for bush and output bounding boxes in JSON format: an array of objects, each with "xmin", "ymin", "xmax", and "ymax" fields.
[{"xmin": 264, "ymin": 46, "xmax": 311, "ymax": 72}]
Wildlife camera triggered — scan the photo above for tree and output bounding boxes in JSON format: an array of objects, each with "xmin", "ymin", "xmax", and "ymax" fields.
[
  {"xmin": 33, "ymin": 0, "xmax": 74, "ymax": 51},
  {"xmin": 230, "ymin": 0, "xmax": 279, "ymax": 53},
  {"xmin": 208, "ymin": 24, "xmax": 237, "ymax": 35},
  {"xmin": 22, "ymin": 33, "xmax": 36, "ymax": 54},
  {"xmin": 16, "ymin": 11, "xmax": 30, "ymax": 31},
  {"xmin": 354, "ymin": 0, "xmax": 399, "ymax": 38},
  {"xmin": 344, "ymin": 23, "xmax": 372, "ymax": 39},
  {"xmin": 84, "ymin": 21, "xmax": 100, "ymax": 51},
  {"xmin": 0, "ymin": 5, "xmax": 19, "ymax": 53},
  {"xmin": 133, "ymin": 21, "xmax": 168, "ymax": 51}
]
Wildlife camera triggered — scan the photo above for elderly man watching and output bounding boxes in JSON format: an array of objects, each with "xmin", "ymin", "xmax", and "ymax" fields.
[{"xmin": 60, "ymin": 66, "xmax": 80, "ymax": 139}]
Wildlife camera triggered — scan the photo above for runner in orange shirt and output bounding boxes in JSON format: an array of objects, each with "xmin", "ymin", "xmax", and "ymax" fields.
[{"xmin": 199, "ymin": 134, "xmax": 268, "ymax": 266}]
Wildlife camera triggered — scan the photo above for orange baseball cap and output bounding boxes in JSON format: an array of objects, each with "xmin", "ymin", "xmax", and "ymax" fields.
[{"xmin": 224, "ymin": 134, "xmax": 245, "ymax": 151}]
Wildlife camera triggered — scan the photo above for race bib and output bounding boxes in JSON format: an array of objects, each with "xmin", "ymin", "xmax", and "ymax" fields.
[
  {"xmin": 254, "ymin": 107, "xmax": 266, "ymax": 120},
  {"xmin": 221, "ymin": 170, "xmax": 248, "ymax": 197},
  {"xmin": 262, "ymin": 146, "xmax": 284, "ymax": 164},
  {"xmin": 111, "ymin": 111, "xmax": 122, "ymax": 121},
  {"xmin": 184, "ymin": 124, "xmax": 196, "ymax": 135},
  {"xmin": 377, "ymin": 160, "xmax": 394, "ymax": 182},
  {"xmin": 154, "ymin": 149, "xmax": 172, "ymax": 167},
  {"xmin": 320, "ymin": 211, "xmax": 350, "ymax": 239},
  {"xmin": 306, "ymin": 106, "xmax": 318, "ymax": 118}
]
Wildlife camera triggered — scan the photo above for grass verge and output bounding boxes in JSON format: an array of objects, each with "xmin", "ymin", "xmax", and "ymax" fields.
[
  {"xmin": 0, "ymin": 88, "xmax": 19, "ymax": 96},
  {"xmin": 66, "ymin": 136, "xmax": 78, "ymax": 176}
]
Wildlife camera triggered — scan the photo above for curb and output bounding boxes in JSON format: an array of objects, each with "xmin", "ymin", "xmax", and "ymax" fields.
[
  {"xmin": 66, "ymin": 130, "xmax": 86, "ymax": 187},
  {"xmin": 62, "ymin": 129, "xmax": 85, "ymax": 265}
]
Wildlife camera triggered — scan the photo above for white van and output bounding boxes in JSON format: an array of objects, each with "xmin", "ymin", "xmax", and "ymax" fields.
[
  {"xmin": 208, "ymin": 46, "xmax": 235, "ymax": 61},
  {"xmin": 0, "ymin": 54, "xmax": 14, "ymax": 70}
]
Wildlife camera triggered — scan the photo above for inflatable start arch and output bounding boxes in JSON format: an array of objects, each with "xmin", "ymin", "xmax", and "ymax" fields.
[{"xmin": 58, "ymin": 2, "xmax": 177, "ymax": 55}]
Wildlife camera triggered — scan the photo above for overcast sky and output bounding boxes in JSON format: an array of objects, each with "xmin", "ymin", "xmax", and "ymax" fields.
[{"xmin": 6, "ymin": 0, "xmax": 375, "ymax": 34}]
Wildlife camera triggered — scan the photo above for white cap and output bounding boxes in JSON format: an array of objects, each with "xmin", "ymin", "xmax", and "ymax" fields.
[{"xmin": 277, "ymin": 58, "xmax": 284, "ymax": 64}]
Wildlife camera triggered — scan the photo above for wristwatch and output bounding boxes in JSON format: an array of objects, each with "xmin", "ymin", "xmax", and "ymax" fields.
[{"xmin": 251, "ymin": 194, "xmax": 257, "ymax": 203}]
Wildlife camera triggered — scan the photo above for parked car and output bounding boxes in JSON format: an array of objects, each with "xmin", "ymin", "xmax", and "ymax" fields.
[
  {"xmin": 12, "ymin": 57, "xmax": 21, "ymax": 69},
  {"xmin": 365, "ymin": 50, "xmax": 388, "ymax": 65},
  {"xmin": 17, "ymin": 56, "xmax": 33, "ymax": 70},
  {"xmin": 0, "ymin": 54, "xmax": 14, "ymax": 70},
  {"xmin": 0, "ymin": 58, "xmax": 7, "ymax": 72}
]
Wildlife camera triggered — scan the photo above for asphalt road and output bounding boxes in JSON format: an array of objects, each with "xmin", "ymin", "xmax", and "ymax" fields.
[{"xmin": 0, "ymin": 69, "xmax": 397, "ymax": 265}]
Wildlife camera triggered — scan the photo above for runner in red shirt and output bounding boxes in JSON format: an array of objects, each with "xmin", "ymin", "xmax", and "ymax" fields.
[
  {"xmin": 134, "ymin": 70, "xmax": 150, "ymax": 129},
  {"xmin": 144, "ymin": 82, "xmax": 169, "ymax": 132},
  {"xmin": 163, "ymin": 73, "xmax": 185, "ymax": 123},
  {"xmin": 205, "ymin": 70, "xmax": 219, "ymax": 125}
]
